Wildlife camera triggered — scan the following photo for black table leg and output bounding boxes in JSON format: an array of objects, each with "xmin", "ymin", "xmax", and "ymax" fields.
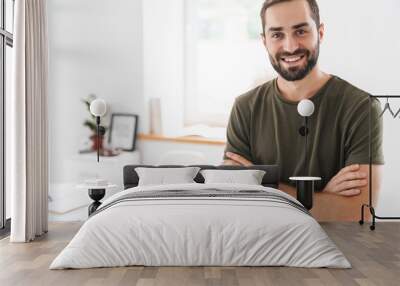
[
  {"xmin": 295, "ymin": 181, "xmax": 315, "ymax": 210},
  {"xmin": 88, "ymin": 188, "xmax": 106, "ymax": 216}
]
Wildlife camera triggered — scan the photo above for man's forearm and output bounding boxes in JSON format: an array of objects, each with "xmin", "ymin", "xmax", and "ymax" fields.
[{"xmin": 278, "ymin": 183, "xmax": 370, "ymax": 221}]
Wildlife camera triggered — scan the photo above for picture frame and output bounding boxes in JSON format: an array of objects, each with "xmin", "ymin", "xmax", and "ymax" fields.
[{"xmin": 108, "ymin": 113, "xmax": 139, "ymax": 151}]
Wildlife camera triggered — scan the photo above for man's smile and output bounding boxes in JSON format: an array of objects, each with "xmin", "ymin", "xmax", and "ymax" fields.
[{"xmin": 280, "ymin": 54, "xmax": 306, "ymax": 65}]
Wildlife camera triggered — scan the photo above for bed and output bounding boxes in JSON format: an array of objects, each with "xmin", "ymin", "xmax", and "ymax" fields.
[{"xmin": 50, "ymin": 165, "xmax": 350, "ymax": 269}]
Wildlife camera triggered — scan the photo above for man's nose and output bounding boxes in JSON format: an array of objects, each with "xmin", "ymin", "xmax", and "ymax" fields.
[{"xmin": 282, "ymin": 36, "xmax": 300, "ymax": 53}]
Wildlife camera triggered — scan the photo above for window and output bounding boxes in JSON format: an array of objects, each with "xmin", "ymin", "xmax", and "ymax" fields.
[
  {"xmin": 1, "ymin": 0, "xmax": 14, "ymax": 232},
  {"xmin": 184, "ymin": 0, "xmax": 274, "ymax": 128}
]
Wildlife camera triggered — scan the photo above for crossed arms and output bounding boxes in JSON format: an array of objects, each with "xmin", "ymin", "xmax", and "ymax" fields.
[{"xmin": 224, "ymin": 152, "xmax": 382, "ymax": 221}]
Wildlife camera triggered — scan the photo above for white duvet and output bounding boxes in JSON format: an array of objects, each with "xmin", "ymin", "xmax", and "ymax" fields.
[{"xmin": 50, "ymin": 183, "xmax": 351, "ymax": 269}]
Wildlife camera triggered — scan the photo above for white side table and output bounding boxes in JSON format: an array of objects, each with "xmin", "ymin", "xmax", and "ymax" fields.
[
  {"xmin": 77, "ymin": 183, "xmax": 117, "ymax": 216},
  {"xmin": 65, "ymin": 151, "xmax": 141, "ymax": 187}
]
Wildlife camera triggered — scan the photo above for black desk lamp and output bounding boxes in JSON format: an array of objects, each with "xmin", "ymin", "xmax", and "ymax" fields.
[{"xmin": 89, "ymin": 99, "xmax": 107, "ymax": 162}]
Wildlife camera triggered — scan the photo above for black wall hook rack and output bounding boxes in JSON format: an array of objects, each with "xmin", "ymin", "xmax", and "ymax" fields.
[{"xmin": 359, "ymin": 95, "xmax": 400, "ymax": 230}]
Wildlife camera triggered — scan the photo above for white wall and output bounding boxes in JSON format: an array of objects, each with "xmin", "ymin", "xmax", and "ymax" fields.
[
  {"xmin": 318, "ymin": 0, "xmax": 400, "ymax": 94},
  {"xmin": 48, "ymin": 0, "xmax": 144, "ymax": 183},
  {"xmin": 142, "ymin": 0, "xmax": 185, "ymax": 137}
]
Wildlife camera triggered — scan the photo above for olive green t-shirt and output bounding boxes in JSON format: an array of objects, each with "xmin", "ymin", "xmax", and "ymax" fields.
[{"xmin": 224, "ymin": 75, "xmax": 384, "ymax": 191}]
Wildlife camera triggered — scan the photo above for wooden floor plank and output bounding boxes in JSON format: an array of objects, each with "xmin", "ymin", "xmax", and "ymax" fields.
[{"xmin": 0, "ymin": 222, "xmax": 399, "ymax": 286}]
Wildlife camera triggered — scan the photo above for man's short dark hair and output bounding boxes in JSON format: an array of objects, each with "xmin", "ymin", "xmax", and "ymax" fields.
[{"xmin": 260, "ymin": 0, "xmax": 320, "ymax": 35}]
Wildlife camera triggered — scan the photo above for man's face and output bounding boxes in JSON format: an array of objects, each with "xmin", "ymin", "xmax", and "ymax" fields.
[{"xmin": 262, "ymin": 0, "xmax": 324, "ymax": 81}]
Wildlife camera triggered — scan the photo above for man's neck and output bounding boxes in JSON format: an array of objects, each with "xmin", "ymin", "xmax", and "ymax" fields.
[{"xmin": 276, "ymin": 67, "xmax": 331, "ymax": 102}]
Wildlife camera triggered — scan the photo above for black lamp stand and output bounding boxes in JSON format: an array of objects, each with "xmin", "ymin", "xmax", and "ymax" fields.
[
  {"xmin": 95, "ymin": 116, "xmax": 106, "ymax": 162},
  {"xmin": 299, "ymin": 117, "xmax": 310, "ymax": 175},
  {"xmin": 96, "ymin": 116, "xmax": 100, "ymax": 162}
]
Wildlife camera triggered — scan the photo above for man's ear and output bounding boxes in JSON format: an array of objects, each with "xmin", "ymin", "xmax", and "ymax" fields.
[{"xmin": 318, "ymin": 23, "xmax": 325, "ymax": 43}]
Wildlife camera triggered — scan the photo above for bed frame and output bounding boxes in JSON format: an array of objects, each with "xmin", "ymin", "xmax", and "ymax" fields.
[{"xmin": 123, "ymin": 165, "xmax": 280, "ymax": 189}]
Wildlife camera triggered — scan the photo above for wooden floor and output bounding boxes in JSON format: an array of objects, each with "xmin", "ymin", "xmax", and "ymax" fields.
[{"xmin": 0, "ymin": 222, "xmax": 399, "ymax": 286}]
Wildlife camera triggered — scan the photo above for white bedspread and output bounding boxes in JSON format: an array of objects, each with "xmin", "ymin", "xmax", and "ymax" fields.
[{"xmin": 50, "ymin": 183, "xmax": 351, "ymax": 269}]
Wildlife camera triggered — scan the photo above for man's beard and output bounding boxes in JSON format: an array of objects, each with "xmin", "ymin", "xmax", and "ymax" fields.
[{"xmin": 269, "ymin": 43, "xmax": 320, "ymax": 81}]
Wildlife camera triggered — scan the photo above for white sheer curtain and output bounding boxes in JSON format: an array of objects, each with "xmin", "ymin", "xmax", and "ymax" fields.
[{"xmin": 9, "ymin": 0, "xmax": 49, "ymax": 242}]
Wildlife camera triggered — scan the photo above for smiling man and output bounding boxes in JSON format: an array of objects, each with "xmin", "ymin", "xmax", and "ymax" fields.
[{"xmin": 223, "ymin": 0, "xmax": 384, "ymax": 221}]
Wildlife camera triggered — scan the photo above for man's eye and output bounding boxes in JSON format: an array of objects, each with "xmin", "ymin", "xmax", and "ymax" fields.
[
  {"xmin": 272, "ymin": 33, "xmax": 283, "ymax": 39},
  {"xmin": 296, "ymin": 29, "xmax": 307, "ymax": 36}
]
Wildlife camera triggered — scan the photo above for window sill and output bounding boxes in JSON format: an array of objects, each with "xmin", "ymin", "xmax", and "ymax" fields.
[{"xmin": 137, "ymin": 133, "xmax": 226, "ymax": 146}]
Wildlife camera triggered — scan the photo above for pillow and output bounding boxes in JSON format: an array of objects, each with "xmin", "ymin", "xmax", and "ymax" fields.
[
  {"xmin": 135, "ymin": 167, "xmax": 201, "ymax": 186},
  {"xmin": 200, "ymin": 169, "xmax": 266, "ymax": 185}
]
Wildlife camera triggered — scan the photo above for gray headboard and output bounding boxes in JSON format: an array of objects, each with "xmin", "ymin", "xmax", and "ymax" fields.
[{"xmin": 123, "ymin": 165, "xmax": 280, "ymax": 189}]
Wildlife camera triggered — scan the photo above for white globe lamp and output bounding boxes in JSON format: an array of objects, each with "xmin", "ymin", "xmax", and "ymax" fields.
[
  {"xmin": 90, "ymin": 99, "xmax": 107, "ymax": 117},
  {"xmin": 297, "ymin": 99, "xmax": 315, "ymax": 117}
]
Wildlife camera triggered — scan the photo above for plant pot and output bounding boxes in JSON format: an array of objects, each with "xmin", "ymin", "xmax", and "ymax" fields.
[{"xmin": 90, "ymin": 134, "xmax": 104, "ymax": 151}]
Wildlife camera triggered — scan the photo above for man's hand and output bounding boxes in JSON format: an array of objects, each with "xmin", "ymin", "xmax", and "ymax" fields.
[
  {"xmin": 322, "ymin": 164, "xmax": 368, "ymax": 197},
  {"xmin": 223, "ymin": 152, "xmax": 253, "ymax": 166}
]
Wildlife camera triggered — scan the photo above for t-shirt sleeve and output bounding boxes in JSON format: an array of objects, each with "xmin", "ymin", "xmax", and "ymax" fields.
[
  {"xmin": 223, "ymin": 98, "xmax": 252, "ymax": 162},
  {"xmin": 345, "ymin": 98, "xmax": 384, "ymax": 166}
]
